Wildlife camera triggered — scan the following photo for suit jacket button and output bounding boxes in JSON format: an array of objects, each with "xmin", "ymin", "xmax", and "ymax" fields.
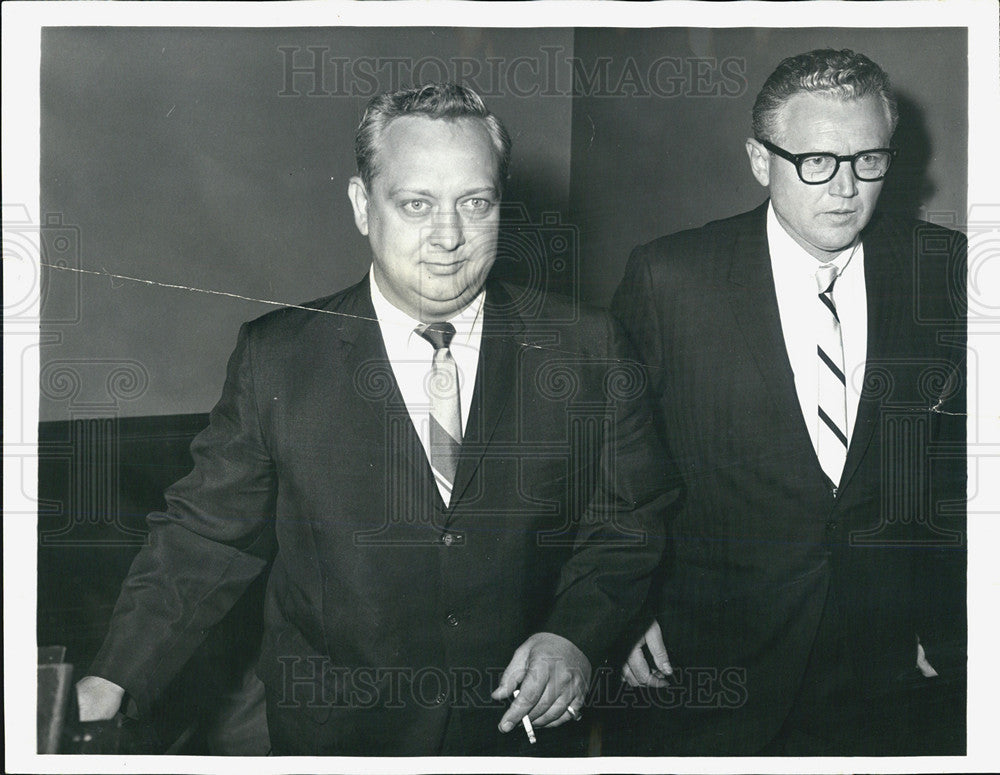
[
  {"xmin": 442, "ymin": 533, "xmax": 454, "ymax": 547},
  {"xmin": 826, "ymin": 521, "xmax": 838, "ymax": 532},
  {"xmin": 435, "ymin": 692, "xmax": 448, "ymax": 705},
  {"xmin": 446, "ymin": 612, "xmax": 460, "ymax": 627}
]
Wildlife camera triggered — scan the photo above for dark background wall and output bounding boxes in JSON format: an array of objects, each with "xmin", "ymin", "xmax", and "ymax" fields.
[
  {"xmin": 40, "ymin": 27, "xmax": 575, "ymax": 420},
  {"xmin": 569, "ymin": 27, "xmax": 967, "ymax": 304},
  {"xmin": 40, "ymin": 27, "xmax": 966, "ymax": 419}
]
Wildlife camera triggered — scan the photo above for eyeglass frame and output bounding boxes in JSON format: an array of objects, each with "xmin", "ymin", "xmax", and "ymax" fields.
[{"xmin": 756, "ymin": 139, "xmax": 898, "ymax": 185}]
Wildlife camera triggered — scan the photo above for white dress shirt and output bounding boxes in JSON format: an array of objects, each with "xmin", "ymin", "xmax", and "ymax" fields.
[
  {"xmin": 766, "ymin": 202, "xmax": 868, "ymax": 459},
  {"xmin": 369, "ymin": 268, "xmax": 484, "ymax": 503}
]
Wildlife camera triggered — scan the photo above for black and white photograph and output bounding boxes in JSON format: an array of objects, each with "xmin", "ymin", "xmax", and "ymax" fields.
[{"xmin": 4, "ymin": 1, "xmax": 999, "ymax": 773}]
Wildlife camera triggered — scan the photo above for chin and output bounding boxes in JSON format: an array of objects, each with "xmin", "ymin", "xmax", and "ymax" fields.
[{"xmin": 815, "ymin": 229, "xmax": 861, "ymax": 252}]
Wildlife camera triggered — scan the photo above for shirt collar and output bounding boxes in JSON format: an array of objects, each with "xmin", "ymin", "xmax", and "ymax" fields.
[
  {"xmin": 766, "ymin": 201, "xmax": 860, "ymax": 277},
  {"xmin": 368, "ymin": 266, "xmax": 486, "ymax": 347}
]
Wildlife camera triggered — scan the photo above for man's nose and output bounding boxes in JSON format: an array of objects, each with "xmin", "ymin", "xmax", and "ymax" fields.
[
  {"xmin": 427, "ymin": 210, "xmax": 465, "ymax": 251},
  {"xmin": 828, "ymin": 160, "xmax": 859, "ymax": 198}
]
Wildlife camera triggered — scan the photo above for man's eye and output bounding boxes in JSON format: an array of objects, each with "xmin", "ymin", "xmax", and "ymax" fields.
[
  {"xmin": 402, "ymin": 200, "xmax": 430, "ymax": 214},
  {"xmin": 461, "ymin": 198, "xmax": 493, "ymax": 214},
  {"xmin": 802, "ymin": 156, "xmax": 827, "ymax": 168}
]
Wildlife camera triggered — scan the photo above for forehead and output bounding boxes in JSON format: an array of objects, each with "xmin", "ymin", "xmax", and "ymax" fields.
[
  {"xmin": 774, "ymin": 92, "xmax": 892, "ymax": 150},
  {"xmin": 372, "ymin": 115, "xmax": 498, "ymax": 190}
]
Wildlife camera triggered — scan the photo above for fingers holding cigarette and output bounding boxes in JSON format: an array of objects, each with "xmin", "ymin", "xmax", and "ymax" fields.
[
  {"xmin": 512, "ymin": 689, "xmax": 536, "ymax": 744},
  {"xmin": 492, "ymin": 632, "xmax": 591, "ymax": 734},
  {"xmin": 508, "ymin": 690, "xmax": 580, "ymax": 744},
  {"xmin": 495, "ymin": 672, "xmax": 540, "ymax": 734}
]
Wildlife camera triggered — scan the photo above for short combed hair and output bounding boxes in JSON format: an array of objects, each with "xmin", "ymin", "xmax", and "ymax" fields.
[
  {"xmin": 354, "ymin": 82, "xmax": 512, "ymax": 193},
  {"xmin": 752, "ymin": 49, "xmax": 898, "ymax": 142}
]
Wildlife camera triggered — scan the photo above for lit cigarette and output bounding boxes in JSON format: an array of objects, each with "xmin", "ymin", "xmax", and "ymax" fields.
[{"xmin": 511, "ymin": 689, "xmax": 536, "ymax": 744}]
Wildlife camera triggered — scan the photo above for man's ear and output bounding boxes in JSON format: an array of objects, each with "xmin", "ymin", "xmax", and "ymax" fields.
[
  {"xmin": 745, "ymin": 138, "xmax": 771, "ymax": 188},
  {"xmin": 347, "ymin": 176, "xmax": 370, "ymax": 236}
]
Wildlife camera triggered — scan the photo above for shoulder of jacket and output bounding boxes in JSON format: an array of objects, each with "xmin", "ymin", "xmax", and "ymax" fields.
[
  {"xmin": 242, "ymin": 279, "xmax": 366, "ymax": 340},
  {"xmin": 628, "ymin": 206, "xmax": 763, "ymax": 274}
]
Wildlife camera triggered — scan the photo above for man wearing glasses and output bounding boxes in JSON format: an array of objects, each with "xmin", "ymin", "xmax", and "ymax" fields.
[{"xmin": 608, "ymin": 49, "xmax": 966, "ymax": 755}]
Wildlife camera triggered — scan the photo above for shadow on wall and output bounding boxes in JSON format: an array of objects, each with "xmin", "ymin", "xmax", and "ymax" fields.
[
  {"xmin": 491, "ymin": 199, "xmax": 581, "ymax": 300},
  {"xmin": 879, "ymin": 93, "xmax": 936, "ymax": 222}
]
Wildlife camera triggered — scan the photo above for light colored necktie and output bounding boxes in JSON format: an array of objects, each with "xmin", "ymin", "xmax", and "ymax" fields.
[
  {"xmin": 416, "ymin": 322, "xmax": 462, "ymax": 498},
  {"xmin": 815, "ymin": 264, "xmax": 848, "ymax": 488}
]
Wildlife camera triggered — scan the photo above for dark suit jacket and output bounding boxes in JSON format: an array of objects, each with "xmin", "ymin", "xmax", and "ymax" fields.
[
  {"xmin": 90, "ymin": 276, "xmax": 675, "ymax": 755},
  {"xmin": 610, "ymin": 203, "xmax": 966, "ymax": 754}
]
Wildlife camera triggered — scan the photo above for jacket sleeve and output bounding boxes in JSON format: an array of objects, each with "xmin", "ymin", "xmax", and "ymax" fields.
[
  {"xmin": 610, "ymin": 244, "xmax": 668, "ymax": 398},
  {"xmin": 542, "ymin": 312, "xmax": 679, "ymax": 668},
  {"xmin": 87, "ymin": 322, "xmax": 278, "ymax": 717}
]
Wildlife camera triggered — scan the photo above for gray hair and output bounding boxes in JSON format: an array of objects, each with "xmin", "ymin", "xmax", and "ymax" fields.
[
  {"xmin": 354, "ymin": 82, "xmax": 512, "ymax": 193},
  {"xmin": 752, "ymin": 49, "xmax": 898, "ymax": 142}
]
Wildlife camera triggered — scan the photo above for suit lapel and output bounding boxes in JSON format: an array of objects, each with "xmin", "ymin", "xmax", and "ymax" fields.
[
  {"xmin": 446, "ymin": 282, "xmax": 523, "ymax": 514},
  {"xmin": 839, "ymin": 215, "xmax": 898, "ymax": 493},
  {"xmin": 723, "ymin": 207, "xmax": 901, "ymax": 496},
  {"xmin": 334, "ymin": 278, "xmax": 525, "ymax": 518},
  {"xmin": 725, "ymin": 204, "xmax": 822, "ymax": 462},
  {"xmin": 331, "ymin": 277, "xmax": 443, "ymax": 507}
]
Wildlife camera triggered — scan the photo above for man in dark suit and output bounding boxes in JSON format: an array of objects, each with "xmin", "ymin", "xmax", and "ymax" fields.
[
  {"xmin": 74, "ymin": 83, "xmax": 675, "ymax": 755},
  {"xmin": 606, "ymin": 50, "xmax": 965, "ymax": 755}
]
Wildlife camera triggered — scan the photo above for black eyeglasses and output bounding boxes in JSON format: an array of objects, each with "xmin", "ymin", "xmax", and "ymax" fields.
[{"xmin": 758, "ymin": 139, "xmax": 897, "ymax": 185}]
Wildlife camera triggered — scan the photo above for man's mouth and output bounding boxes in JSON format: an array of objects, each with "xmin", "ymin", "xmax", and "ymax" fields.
[
  {"xmin": 422, "ymin": 260, "xmax": 466, "ymax": 276},
  {"xmin": 823, "ymin": 210, "xmax": 858, "ymax": 222}
]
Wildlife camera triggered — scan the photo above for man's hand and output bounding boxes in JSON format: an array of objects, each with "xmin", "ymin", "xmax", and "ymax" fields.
[
  {"xmin": 492, "ymin": 632, "xmax": 591, "ymax": 731},
  {"xmin": 916, "ymin": 639, "xmax": 939, "ymax": 678},
  {"xmin": 75, "ymin": 676, "xmax": 126, "ymax": 722},
  {"xmin": 621, "ymin": 619, "xmax": 673, "ymax": 688}
]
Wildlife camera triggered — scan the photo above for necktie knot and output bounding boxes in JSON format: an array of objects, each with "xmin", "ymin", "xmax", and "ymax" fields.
[
  {"xmin": 417, "ymin": 322, "xmax": 456, "ymax": 351},
  {"xmin": 815, "ymin": 264, "xmax": 839, "ymax": 295}
]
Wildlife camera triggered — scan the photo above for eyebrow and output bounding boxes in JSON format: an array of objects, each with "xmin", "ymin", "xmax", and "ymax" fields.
[{"xmin": 388, "ymin": 186, "xmax": 498, "ymax": 199}]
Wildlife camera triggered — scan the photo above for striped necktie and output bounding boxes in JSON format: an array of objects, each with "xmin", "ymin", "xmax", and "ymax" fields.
[
  {"xmin": 416, "ymin": 322, "xmax": 462, "ymax": 499},
  {"xmin": 815, "ymin": 263, "xmax": 848, "ymax": 489}
]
